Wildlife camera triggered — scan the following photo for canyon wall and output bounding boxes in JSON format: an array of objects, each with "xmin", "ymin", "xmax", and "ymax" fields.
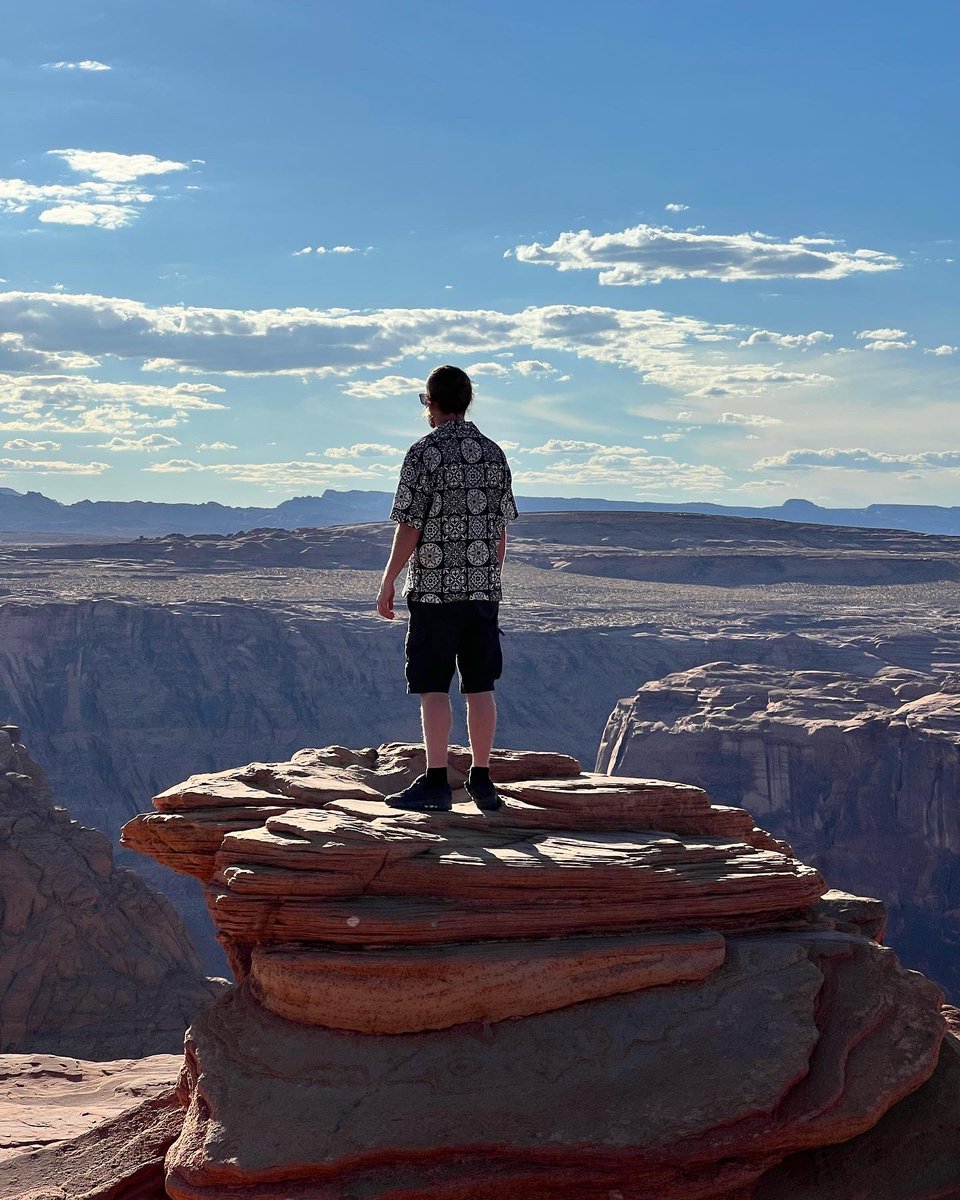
[{"xmin": 598, "ymin": 663, "xmax": 960, "ymax": 998}]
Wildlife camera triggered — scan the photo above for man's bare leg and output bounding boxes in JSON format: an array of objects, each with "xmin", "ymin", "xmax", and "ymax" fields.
[
  {"xmin": 465, "ymin": 690, "xmax": 496, "ymax": 767},
  {"xmin": 420, "ymin": 692, "xmax": 452, "ymax": 768}
]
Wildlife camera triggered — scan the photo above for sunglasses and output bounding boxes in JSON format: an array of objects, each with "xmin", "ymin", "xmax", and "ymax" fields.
[{"xmin": 419, "ymin": 392, "xmax": 430, "ymax": 406}]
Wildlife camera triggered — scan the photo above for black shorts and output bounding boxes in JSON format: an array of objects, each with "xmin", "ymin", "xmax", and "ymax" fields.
[{"xmin": 405, "ymin": 598, "xmax": 503, "ymax": 694}]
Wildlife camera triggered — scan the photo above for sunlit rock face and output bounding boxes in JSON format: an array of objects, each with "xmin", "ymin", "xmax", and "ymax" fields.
[
  {"xmin": 0, "ymin": 726, "xmax": 223, "ymax": 1060},
  {"xmin": 116, "ymin": 743, "xmax": 960, "ymax": 1199},
  {"xmin": 598, "ymin": 663, "xmax": 960, "ymax": 998}
]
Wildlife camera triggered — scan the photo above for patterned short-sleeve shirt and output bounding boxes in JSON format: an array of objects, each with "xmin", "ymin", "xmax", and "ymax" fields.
[{"xmin": 390, "ymin": 419, "xmax": 519, "ymax": 603}]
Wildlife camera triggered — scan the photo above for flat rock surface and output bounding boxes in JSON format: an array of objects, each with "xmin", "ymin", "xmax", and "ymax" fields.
[{"xmin": 0, "ymin": 1052, "xmax": 180, "ymax": 1162}]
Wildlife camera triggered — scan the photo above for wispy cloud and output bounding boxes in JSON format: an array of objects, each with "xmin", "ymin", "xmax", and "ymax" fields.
[
  {"xmin": 0, "ymin": 456, "xmax": 109, "ymax": 475},
  {"xmin": 96, "ymin": 433, "xmax": 182, "ymax": 452},
  {"xmin": 739, "ymin": 329, "xmax": 834, "ymax": 349},
  {"xmin": 196, "ymin": 440, "xmax": 238, "ymax": 450},
  {"xmin": 756, "ymin": 447, "xmax": 960, "ymax": 471},
  {"xmin": 321, "ymin": 443, "xmax": 403, "ymax": 458},
  {"xmin": 1, "ymin": 151, "xmax": 196, "ymax": 230},
  {"xmin": 0, "ymin": 371, "xmax": 225, "ymax": 437},
  {"xmin": 664, "ymin": 202, "xmax": 689, "ymax": 212},
  {"xmin": 509, "ymin": 223, "xmax": 901, "ymax": 285},
  {"xmin": 719, "ymin": 411, "xmax": 783, "ymax": 427},
  {"xmin": 341, "ymin": 375, "xmax": 423, "ymax": 399},
  {"xmin": 49, "ymin": 149, "xmax": 191, "ymax": 184},
  {"xmin": 3, "ymin": 438, "xmax": 61, "ymax": 451},
  {"xmin": 855, "ymin": 327, "xmax": 917, "ymax": 351},
  {"xmin": 142, "ymin": 458, "xmax": 394, "ymax": 489},
  {"xmin": 925, "ymin": 344, "xmax": 957, "ymax": 356},
  {"xmin": 293, "ymin": 244, "xmax": 364, "ymax": 256},
  {"xmin": 43, "ymin": 60, "xmax": 111, "ymax": 71},
  {"xmin": 513, "ymin": 448, "xmax": 729, "ymax": 495}
]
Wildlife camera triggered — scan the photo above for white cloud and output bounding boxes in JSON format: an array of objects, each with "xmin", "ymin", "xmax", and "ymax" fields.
[
  {"xmin": 739, "ymin": 329, "xmax": 834, "ymax": 349},
  {"xmin": 0, "ymin": 289, "xmax": 851, "ymax": 408},
  {"xmin": 755, "ymin": 447, "xmax": 960, "ymax": 471},
  {"xmin": 513, "ymin": 359, "xmax": 555, "ymax": 377},
  {"xmin": 48, "ymin": 149, "xmax": 190, "ymax": 184},
  {"xmin": 315, "ymin": 244, "xmax": 359, "ymax": 255},
  {"xmin": 322, "ymin": 443, "xmax": 403, "ymax": 458},
  {"xmin": 96, "ymin": 433, "xmax": 182, "ymax": 452},
  {"xmin": 855, "ymin": 327, "xmax": 917, "ymax": 351},
  {"xmin": 512, "ymin": 223, "xmax": 901, "ymax": 285},
  {"xmin": 664, "ymin": 203, "xmax": 689, "ymax": 212},
  {"xmin": 925, "ymin": 344, "xmax": 957, "ymax": 356},
  {"xmin": 38, "ymin": 202, "xmax": 139, "ymax": 229},
  {"xmin": 466, "ymin": 361, "xmax": 510, "ymax": 376},
  {"xmin": 196, "ymin": 440, "xmax": 238, "ymax": 450},
  {"xmin": 526, "ymin": 439, "xmax": 605, "ymax": 454},
  {"xmin": 0, "ymin": 372, "xmax": 225, "ymax": 438},
  {"xmin": 341, "ymin": 375, "xmax": 424, "ymax": 399},
  {"xmin": 142, "ymin": 458, "xmax": 393, "ymax": 489},
  {"xmin": 514, "ymin": 448, "xmax": 729, "ymax": 495},
  {"xmin": 1, "ymin": 151, "xmax": 195, "ymax": 231},
  {"xmin": 3, "ymin": 438, "xmax": 61, "ymax": 451},
  {"xmin": 0, "ymin": 332, "xmax": 99, "ymax": 370},
  {"xmin": 142, "ymin": 459, "xmax": 203, "ymax": 473},
  {"xmin": 292, "ymin": 246, "xmax": 313, "ymax": 256},
  {"xmin": 0, "ymin": 457, "xmax": 109, "ymax": 475},
  {"xmin": 719, "ymin": 411, "xmax": 783, "ymax": 427},
  {"xmin": 43, "ymin": 60, "xmax": 111, "ymax": 71}
]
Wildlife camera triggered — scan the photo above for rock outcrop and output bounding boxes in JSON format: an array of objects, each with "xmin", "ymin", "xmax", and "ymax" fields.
[
  {"xmin": 116, "ymin": 743, "xmax": 958, "ymax": 1198},
  {"xmin": 0, "ymin": 1052, "xmax": 179, "ymax": 1163},
  {"xmin": 597, "ymin": 663, "xmax": 960, "ymax": 999},
  {"xmin": 0, "ymin": 727, "xmax": 223, "ymax": 1060}
]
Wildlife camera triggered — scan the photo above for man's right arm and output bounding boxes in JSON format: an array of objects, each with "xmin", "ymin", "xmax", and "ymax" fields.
[{"xmin": 377, "ymin": 523, "xmax": 421, "ymax": 620}]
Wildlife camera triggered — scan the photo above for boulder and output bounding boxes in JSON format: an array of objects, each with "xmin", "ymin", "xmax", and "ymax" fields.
[{"xmin": 115, "ymin": 743, "xmax": 959, "ymax": 1197}]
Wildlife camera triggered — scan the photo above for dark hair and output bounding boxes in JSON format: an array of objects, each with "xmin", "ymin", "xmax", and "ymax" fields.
[{"xmin": 426, "ymin": 365, "xmax": 473, "ymax": 415}]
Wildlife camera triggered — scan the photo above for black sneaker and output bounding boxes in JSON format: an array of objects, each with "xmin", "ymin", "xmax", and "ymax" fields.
[
  {"xmin": 464, "ymin": 775, "xmax": 503, "ymax": 812},
  {"xmin": 385, "ymin": 773, "xmax": 453, "ymax": 812}
]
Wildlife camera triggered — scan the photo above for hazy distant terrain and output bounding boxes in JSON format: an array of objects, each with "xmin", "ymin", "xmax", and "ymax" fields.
[
  {"xmin": 0, "ymin": 510, "xmax": 958, "ymax": 983},
  {"xmin": 4, "ymin": 484, "xmax": 960, "ymax": 540}
]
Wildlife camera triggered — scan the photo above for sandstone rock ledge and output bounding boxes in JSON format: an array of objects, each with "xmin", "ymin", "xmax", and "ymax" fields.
[{"xmin": 118, "ymin": 744, "xmax": 956, "ymax": 1200}]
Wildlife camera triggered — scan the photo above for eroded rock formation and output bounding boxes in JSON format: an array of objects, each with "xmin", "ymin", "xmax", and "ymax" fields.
[
  {"xmin": 116, "ymin": 743, "xmax": 958, "ymax": 1198},
  {"xmin": 0, "ymin": 727, "xmax": 223, "ymax": 1060},
  {"xmin": 597, "ymin": 663, "xmax": 960, "ymax": 998}
]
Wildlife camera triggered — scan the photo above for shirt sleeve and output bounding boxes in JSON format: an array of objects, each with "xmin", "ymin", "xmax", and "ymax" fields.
[
  {"xmin": 390, "ymin": 444, "xmax": 432, "ymax": 530},
  {"xmin": 502, "ymin": 461, "xmax": 519, "ymax": 522}
]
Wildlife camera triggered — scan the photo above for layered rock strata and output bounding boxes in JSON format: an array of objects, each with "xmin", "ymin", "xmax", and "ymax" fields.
[
  {"xmin": 597, "ymin": 663, "xmax": 960, "ymax": 997},
  {"xmin": 119, "ymin": 743, "xmax": 957, "ymax": 1198},
  {"xmin": 0, "ymin": 727, "xmax": 223, "ymax": 1059}
]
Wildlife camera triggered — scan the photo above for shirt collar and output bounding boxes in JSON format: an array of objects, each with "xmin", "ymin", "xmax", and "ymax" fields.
[{"xmin": 434, "ymin": 418, "xmax": 477, "ymax": 437}]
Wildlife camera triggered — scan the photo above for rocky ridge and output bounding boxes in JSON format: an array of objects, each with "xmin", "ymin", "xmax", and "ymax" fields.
[
  {"xmin": 598, "ymin": 663, "xmax": 960, "ymax": 999},
  {"xmin": 113, "ymin": 743, "xmax": 958, "ymax": 1199},
  {"xmin": 0, "ymin": 726, "xmax": 223, "ymax": 1060}
]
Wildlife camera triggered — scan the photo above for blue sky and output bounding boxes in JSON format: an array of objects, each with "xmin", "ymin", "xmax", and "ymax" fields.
[{"xmin": 1, "ymin": 0, "xmax": 958, "ymax": 507}]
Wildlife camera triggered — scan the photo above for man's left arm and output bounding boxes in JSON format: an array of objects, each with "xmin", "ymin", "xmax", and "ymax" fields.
[{"xmin": 497, "ymin": 527, "xmax": 507, "ymax": 568}]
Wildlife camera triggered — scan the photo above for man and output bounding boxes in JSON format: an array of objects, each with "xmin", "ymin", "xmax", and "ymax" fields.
[{"xmin": 376, "ymin": 364, "xmax": 519, "ymax": 812}]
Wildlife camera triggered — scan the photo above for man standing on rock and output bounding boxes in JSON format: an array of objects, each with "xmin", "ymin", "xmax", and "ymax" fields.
[{"xmin": 376, "ymin": 365, "xmax": 519, "ymax": 812}]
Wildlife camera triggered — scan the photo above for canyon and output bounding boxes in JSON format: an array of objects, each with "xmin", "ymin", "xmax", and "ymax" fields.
[{"xmin": 0, "ymin": 510, "xmax": 957, "ymax": 992}]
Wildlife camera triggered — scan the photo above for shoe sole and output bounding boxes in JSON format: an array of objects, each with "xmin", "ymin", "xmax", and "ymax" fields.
[{"xmin": 386, "ymin": 796, "xmax": 452, "ymax": 812}]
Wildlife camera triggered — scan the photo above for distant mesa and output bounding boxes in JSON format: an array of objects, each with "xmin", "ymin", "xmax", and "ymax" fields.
[{"xmin": 2, "ymin": 485, "xmax": 960, "ymax": 540}]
